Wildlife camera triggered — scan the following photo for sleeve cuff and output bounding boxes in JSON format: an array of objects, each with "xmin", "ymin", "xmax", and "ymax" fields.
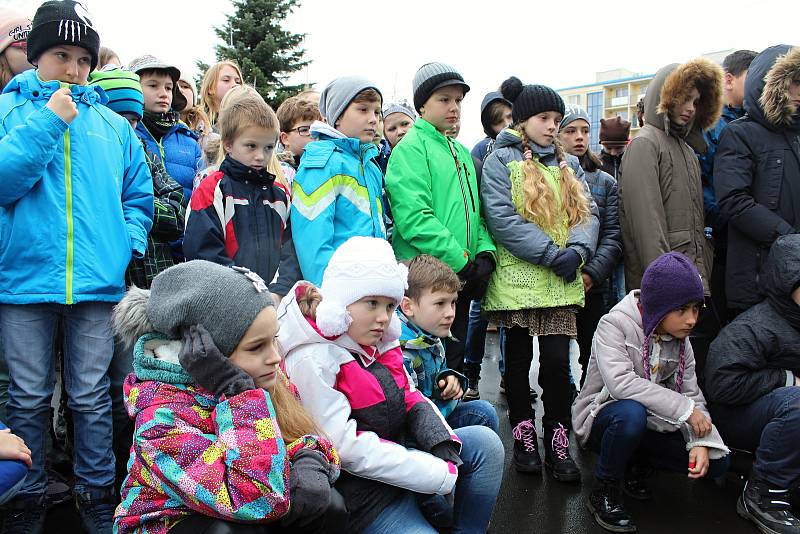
[
  {"xmin": 130, "ymin": 236, "xmax": 146, "ymax": 259},
  {"xmin": 542, "ymin": 243, "xmax": 560, "ymax": 266}
]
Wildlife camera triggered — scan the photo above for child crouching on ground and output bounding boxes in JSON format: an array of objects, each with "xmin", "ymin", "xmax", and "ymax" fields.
[
  {"xmin": 573, "ymin": 252, "xmax": 730, "ymax": 533},
  {"xmin": 277, "ymin": 237, "xmax": 504, "ymax": 533},
  {"xmin": 112, "ymin": 260, "xmax": 343, "ymax": 534}
]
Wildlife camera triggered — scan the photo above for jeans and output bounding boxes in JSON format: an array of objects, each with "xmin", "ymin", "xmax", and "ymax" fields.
[
  {"xmin": 0, "ymin": 330, "xmax": 8, "ymax": 422},
  {"xmin": 0, "ymin": 302, "xmax": 116, "ymax": 495},
  {"xmin": 110, "ymin": 339, "xmax": 135, "ymax": 487},
  {"xmin": 464, "ymin": 301, "xmax": 504, "ymax": 374},
  {"xmin": 447, "ymin": 399, "xmax": 499, "ymax": 433},
  {"xmin": 710, "ymin": 386, "xmax": 800, "ymax": 488},
  {"xmin": 364, "ymin": 425, "xmax": 504, "ymax": 534},
  {"xmin": 588, "ymin": 399, "xmax": 730, "ymax": 481}
]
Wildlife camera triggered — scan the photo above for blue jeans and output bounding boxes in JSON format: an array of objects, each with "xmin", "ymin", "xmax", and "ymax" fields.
[
  {"xmin": 464, "ymin": 300, "xmax": 504, "ymax": 374},
  {"xmin": 0, "ymin": 329, "xmax": 8, "ymax": 423},
  {"xmin": 0, "ymin": 302, "xmax": 116, "ymax": 495},
  {"xmin": 110, "ymin": 339, "xmax": 135, "ymax": 485},
  {"xmin": 447, "ymin": 399, "xmax": 499, "ymax": 433},
  {"xmin": 587, "ymin": 399, "xmax": 730, "ymax": 481},
  {"xmin": 364, "ymin": 425, "xmax": 504, "ymax": 534}
]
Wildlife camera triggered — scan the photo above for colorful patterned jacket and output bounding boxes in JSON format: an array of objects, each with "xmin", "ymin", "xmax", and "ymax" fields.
[{"xmin": 114, "ymin": 333, "xmax": 339, "ymax": 534}]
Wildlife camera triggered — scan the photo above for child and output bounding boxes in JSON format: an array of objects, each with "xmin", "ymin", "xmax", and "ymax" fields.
[
  {"xmin": 111, "ymin": 260, "xmax": 342, "ymax": 534},
  {"xmin": 183, "ymin": 89, "xmax": 300, "ymax": 302},
  {"xmin": 705, "ymin": 235, "xmax": 800, "ymax": 534},
  {"xmin": 129, "ymin": 54, "xmax": 202, "ymax": 200},
  {"xmin": 385, "ymin": 62, "xmax": 496, "ymax": 372},
  {"xmin": 573, "ymin": 252, "xmax": 730, "ymax": 533},
  {"xmin": 97, "ymin": 45, "xmax": 120, "ymax": 69},
  {"xmin": 471, "ymin": 91, "xmax": 512, "ymax": 161},
  {"xmin": 558, "ymin": 105, "xmax": 623, "ymax": 386},
  {"xmin": 290, "ymin": 77, "xmax": 387, "ymax": 285},
  {"xmin": 0, "ymin": 2, "xmax": 153, "ymax": 531},
  {"xmin": 278, "ymin": 236, "xmax": 504, "ymax": 533},
  {"xmin": 0, "ymin": 8, "xmax": 31, "ymax": 91},
  {"xmin": 275, "ymin": 94, "xmax": 322, "ymax": 183},
  {"xmin": 199, "ymin": 60, "xmax": 243, "ymax": 127},
  {"xmin": 382, "ymin": 101, "xmax": 416, "ymax": 149},
  {"xmin": 480, "ymin": 77, "xmax": 598, "ymax": 481}
]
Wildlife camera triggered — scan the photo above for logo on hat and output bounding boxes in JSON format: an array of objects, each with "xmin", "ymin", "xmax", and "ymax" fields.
[{"xmin": 57, "ymin": 1, "xmax": 95, "ymax": 43}]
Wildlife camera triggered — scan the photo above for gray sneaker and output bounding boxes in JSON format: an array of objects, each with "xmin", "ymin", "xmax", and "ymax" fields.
[{"xmin": 737, "ymin": 478, "xmax": 800, "ymax": 534}]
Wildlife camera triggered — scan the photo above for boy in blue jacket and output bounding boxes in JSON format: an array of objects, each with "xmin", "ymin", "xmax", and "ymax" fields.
[
  {"xmin": 290, "ymin": 76, "xmax": 387, "ymax": 284},
  {"xmin": 0, "ymin": 2, "xmax": 153, "ymax": 532}
]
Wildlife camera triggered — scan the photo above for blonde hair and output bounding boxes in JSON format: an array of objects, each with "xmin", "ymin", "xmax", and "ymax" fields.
[
  {"xmin": 0, "ymin": 54, "xmax": 13, "ymax": 91},
  {"xmin": 518, "ymin": 129, "xmax": 591, "ymax": 232},
  {"xmin": 269, "ymin": 370, "xmax": 321, "ymax": 443},
  {"xmin": 98, "ymin": 46, "xmax": 119, "ymax": 69},
  {"xmin": 200, "ymin": 60, "xmax": 243, "ymax": 125}
]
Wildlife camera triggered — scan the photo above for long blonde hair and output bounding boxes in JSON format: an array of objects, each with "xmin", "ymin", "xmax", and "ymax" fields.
[
  {"xmin": 269, "ymin": 370, "xmax": 320, "ymax": 443},
  {"xmin": 518, "ymin": 130, "xmax": 591, "ymax": 233},
  {"xmin": 200, "ymin": 60, "xmax": 243, "ymax": 126}
]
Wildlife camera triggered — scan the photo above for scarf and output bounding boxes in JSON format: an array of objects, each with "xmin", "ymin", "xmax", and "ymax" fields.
[{"xmin": 142, "ymin": 110, "xmax": 179, "ymax": 141}]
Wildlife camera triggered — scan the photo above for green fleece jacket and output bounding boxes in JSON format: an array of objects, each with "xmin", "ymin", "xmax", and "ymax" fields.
[{"xmin": 384, "ymin": 118, "xmax": 495, "ymax": 271}]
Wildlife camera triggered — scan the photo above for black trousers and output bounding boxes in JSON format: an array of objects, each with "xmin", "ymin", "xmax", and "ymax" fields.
[
  {"xmin": 576, "ymin": 292, "xmax": 607, "ymax": 388},
  {"xmin": 689, "ymin": 296, "xmax": 724, "ymax": 390},
  {"xmin": 504, "ymin": 327, "xmax": 572, "ymax": 426}
]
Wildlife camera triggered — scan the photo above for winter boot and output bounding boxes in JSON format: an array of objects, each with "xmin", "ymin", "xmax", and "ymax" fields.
[
  {"xmin": 544, "ymin": 422, "xmax": 581, "ymax": 482},
  {"xmin": 75, "ymin": 486, "xmax": 116, "ymax": 534},
  {"xmin": 586, "ymin": 478, "xmax": 637, "ymax": 532},
  {"xmin": 1, "ymin": 494, "xmax": 47, "ymax": 534},
  {"xmin": 737, "ymin": 477, "xmax": 800, "ymax": 534},
  {"xmin": 463, "ymin": 362, "xmax": 481, "ymax": 401},
  {"xmin": 511, "ymin": 419, "xmax": 542, "ymax": 474},
  {"xmin": 623, "ymin": 463, "xmax": 654, "ymax": 501}
]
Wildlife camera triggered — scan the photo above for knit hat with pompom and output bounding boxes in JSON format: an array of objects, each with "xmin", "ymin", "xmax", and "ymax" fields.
[{"xmin": 500, "ymin": 76, "xmax": 564, "ymax": 124}]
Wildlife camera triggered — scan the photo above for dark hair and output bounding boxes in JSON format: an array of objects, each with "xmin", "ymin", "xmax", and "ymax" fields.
[
  {"xmin": 578, "ymin": 149, "xmax": 603, "ymax": 173},
  {"xmin": 722, "ymin": 50, "xmax": 757, "ymax": 76}
]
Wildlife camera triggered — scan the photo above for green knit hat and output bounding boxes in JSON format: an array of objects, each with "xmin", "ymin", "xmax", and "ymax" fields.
[{"xmin": 88, "ymin": 67, "xmax": 144, "ymax": 120}]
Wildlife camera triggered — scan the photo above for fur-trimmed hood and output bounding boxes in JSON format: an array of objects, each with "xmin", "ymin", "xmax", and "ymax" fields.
[
  {"xmin": 645, "ymin": 58, "xmax": 724, "ymax": 151},
  {"xmin": 745, "ymin": 44, "xmax": 800, "ymax": 131}
]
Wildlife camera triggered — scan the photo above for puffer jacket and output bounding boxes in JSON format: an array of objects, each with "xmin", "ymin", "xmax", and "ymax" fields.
[
  {"xmin": 572, "ymin": 291, "xmax": 729, "ymax": 460},
  {"xmin": 136, "ymin": 120, "xmax": 202, "ymax": 200},
  {"xmin": 114, "ymin": 333, "xmax": 339, "ymax": 534},
  {"xmin": 705, "ymin": 234, "xmax": 800, "ymax": 406},
  {"xmin": 582, "ymin": 167, "xmax": 623, "ymax": 293},
  {"xmin": 715, "ymin": 45, "xmax": 800, "ymax": 310},
  {"xmin": 0, "ymin": 69, "xmax": 153, "ymax": 305},
  {"xmin": 480, "ymin": 128, "xmax": 599, "ymax": 312},
  {"xmin": 618, "ymin": 58, "xmax": 723, "ymax": 292}
]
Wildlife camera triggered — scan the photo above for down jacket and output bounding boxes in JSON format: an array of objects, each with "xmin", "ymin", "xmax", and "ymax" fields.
[
  {"xmin": 618, "ymin": 58, "xmax": 724, "ymax": 292},
  {"xmin": 136, "ymin": 120, "xmax": 202, "ymax": 200},
  {"xmin": 714, "ymin": 45, "xmax": 800, "ymax": 310},
  {"xmin": 582, "ymin": 166, "xmax": 623, "ymax": 292}
]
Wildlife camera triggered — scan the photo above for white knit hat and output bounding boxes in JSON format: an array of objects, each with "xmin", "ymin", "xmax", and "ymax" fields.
[{"xmin": 316, "ymin": 237, "xmax": 408, "ymax": 341}]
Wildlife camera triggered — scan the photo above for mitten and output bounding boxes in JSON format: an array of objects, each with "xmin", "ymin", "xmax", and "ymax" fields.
[
  {"xmin": 283, "ymin": 449, "xmax": 334, "ymax": 526},
  {"xmin": 179, "ymin": 325, "xmax": 255, "ymax": 397}
]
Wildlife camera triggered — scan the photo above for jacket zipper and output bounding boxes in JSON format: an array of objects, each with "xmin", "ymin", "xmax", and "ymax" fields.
[
  {"xmin": 61, "ymin": 83, "xmax": 74, "ymax": 304},
  {"xmin": 463, "ymin": 163, "xmax": 476, "ymax": 211},
  {"xmin": 447, "ymin": 138, "xmax": 471, "ymax": 250}
]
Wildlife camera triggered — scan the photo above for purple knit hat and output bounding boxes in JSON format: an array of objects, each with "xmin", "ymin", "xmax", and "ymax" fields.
[{"xmin": 639, "ymin": 252, "xmax": 704, "ymax": 338}]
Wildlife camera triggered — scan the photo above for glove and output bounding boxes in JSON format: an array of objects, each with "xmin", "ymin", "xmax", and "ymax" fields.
[
  {"xmin": 472, "ymin": 252, "xmax": 496, "ymax": 280},
  {"xmin": 179, "ymin": 325, "xmax": 255, "ymax": 397},
  {"xmin": 430, "ymin": 440, "xmax": 463, "ymax": 467},
  {"xmin": 456, "ymin": 260, "xmax": 477, "ymax": 282},
  {"xmin": 550, "ymin": 248, "xmax": 581, "ymax": 282},
  {"xmin": 284, "ymin": 449, "xmax": 334, "ymax": 527}
]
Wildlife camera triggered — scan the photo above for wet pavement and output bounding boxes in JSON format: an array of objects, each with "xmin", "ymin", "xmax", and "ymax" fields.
[{"xmin": 43, "ymin": 332, "xmax": 778, "ymax": 533}]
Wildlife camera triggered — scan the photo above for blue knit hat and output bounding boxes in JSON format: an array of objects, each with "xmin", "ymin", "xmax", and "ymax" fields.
[
  {"xmin": 640, "ymin": 252, "xmax": 704, "ymax": 337},
  {"xmin": 88, "ymin": 66, "xmax": 144, "ymax": 120}
]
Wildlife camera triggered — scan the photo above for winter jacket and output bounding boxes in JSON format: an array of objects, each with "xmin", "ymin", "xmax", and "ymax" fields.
[
  {"xmin": 114, "ymin": 333, "xmax": 339, "ymax": 534},
  {"xmin": 136, "ymin": 120, "xmax": 202, "ymax": 200},
  {"xmin": 704, "ymin": 234, "xmax": 800, "ymax": 407},
  {"xmin": 183, "ymin": 156, "xmax": 300, "ymax": 296},
  {"xmin": 278, "ymin": 283, "xmax": 460, "ymax": 532},
  {"xmin": 384, "ymin": 118, "xmax": 495, "ymax": 272},
  {"xmin": 471, "ymin": 137, "xmax": 492, "ymax": 162},
  {"xmin": 399, "ymin": 312, "xmax": 467, "ymax": 419},
  {"xmin": 572, "ymin": 291, "xmax": 729, "ymax": 460},
  {"xmin": 599, "ymin": 150, "xmax": 623, "ymax": 180},
  {"xmin": 582, "ymin": 167, "xmax": 623, "ymax": 293},
  {"xmin": 714, "ymin": 45, "xmax": 800, "ymax": 310},
  {"xmin": 0, "ymin": 70, "xmax": 153, "ymax": 305},
  {"xmin": 291, "ymin": 122, "xmax": 387, "ymax": 285},
  {"xmin": 125, "ymin": 146, "xmax": 187, "ymax": 289},
  {"xmin": 471, "ymin": 91, "xmax": 510, "ymax": 162},
  {"xmin": 618, "ymin": 59, "xmax": 723, "ymax": 293},
  {"xmin": 480, "ymin": 128, "xmax": 599, "ymax": 312}
]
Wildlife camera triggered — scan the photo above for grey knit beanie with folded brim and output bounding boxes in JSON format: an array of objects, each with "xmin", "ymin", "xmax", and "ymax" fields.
[
  {"xmin": 113, "ymin": 260, "xmax": 274, "ymax": 357},
  {"xmin": 319, "ymin": 76, "xmax": 382, "ymax": 126},
  {"xmin": 382, "ymin": 102, "xmax": 416, "ymax": 121},
  {"xmin": 412, "ymin": 62, "xmax": 470, "ymax": 112}
]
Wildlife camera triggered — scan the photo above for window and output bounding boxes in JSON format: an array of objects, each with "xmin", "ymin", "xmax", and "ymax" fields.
[
  {"xmin": 587, "ymin": 91, "xmax": 603, "ymax": 152},
  {"xmin": 568, "ymin": 94, "xmax": 580, "ymax": 105},
  {"xmin": 614, "ymin": 87, "xmax": 629, "ymax": 98}
]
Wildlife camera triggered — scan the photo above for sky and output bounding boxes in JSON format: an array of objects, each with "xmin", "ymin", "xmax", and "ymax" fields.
[{"xmin": 4, "ymin": 0, "xmax": 798, "ymax": 146}]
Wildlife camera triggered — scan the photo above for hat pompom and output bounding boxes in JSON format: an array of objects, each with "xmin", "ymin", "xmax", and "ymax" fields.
[
  {"xmin": 381, "ymin": 313, "xmax": 403, "ymax": 344},
  {"xmin": 113, "ymin": 286, "xmax": 153, "ymax": 348},
  {"xmin": 315, "ymin": 298, "xmax": 353, "ymax": 337},
  {"xmin": 500, "ymin": 76, "xmax": 524, "ymax": 103}
]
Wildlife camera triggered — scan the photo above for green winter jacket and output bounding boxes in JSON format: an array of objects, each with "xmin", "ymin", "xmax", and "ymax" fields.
[{"xmin": 384, "ymin": 119, "xmax": 495, "ymax": 271}]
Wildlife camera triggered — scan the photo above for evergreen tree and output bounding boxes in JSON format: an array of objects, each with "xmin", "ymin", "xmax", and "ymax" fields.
[{"xmin": 198, "ymin": 0, "xmax": 309, "ymax": 107}]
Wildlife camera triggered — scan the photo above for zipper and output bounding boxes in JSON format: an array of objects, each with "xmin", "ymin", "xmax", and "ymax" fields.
[
  {"xmin": 446, "ymin": 138, "xmax": 471, "ymax": 249},
  {"xmin": 60, "ymin": 82, "xmax": 74, "ymax": 304},
  {"xmin": 463, "ymin": 163, "xmax": 476, "ymax": 211}
]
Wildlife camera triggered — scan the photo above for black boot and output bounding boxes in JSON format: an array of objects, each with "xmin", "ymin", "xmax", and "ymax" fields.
[
  {"xmin": 511, "ymin": 419, "xmax": 542, "ymax": 474},
  {"xmin": 623, "ymin": 464, "xmax": 653, "ymax": 501},
  {"xmin": 543, "ymin": 422, "xmax": 581, "ymax": 482},
  {"xmin": 463, "ymin": 362, "xmax": 481, "ymax": 401},
  {"xmin": 737, "ymin": 477, "xmax": 800, "ymax": 534},
  {"xmin": 2, "ymin": 494, "xmax": 47, "ymax": 534},
  {"xmin": 587, "ymin": 478, "xmax": 637, "ymax": 532}
]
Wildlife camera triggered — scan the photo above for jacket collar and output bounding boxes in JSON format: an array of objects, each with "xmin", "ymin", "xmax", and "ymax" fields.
[
  {"xmin": 398, "ymin": 311, "xmax": 441, "ymax": 350},
  {"xmin": 220, "ymin": 155, "xmax": 276, "ymax": 185},
  {"xmin": 4, "ymin": 68, "xmax": 106, "ymax": 106},
  {"xmin": 310, "ymin": 120, "xmax": 380, "ymax": 161}
]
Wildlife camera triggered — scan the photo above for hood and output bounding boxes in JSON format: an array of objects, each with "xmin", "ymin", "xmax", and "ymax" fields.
[
  {"xmin": 309, "ymin": 120, "xmax": 380, "ymax": 160},
  {"xmin": 608, "ymin": 290, "xmax": 645, "ymax": 330},
  {"xmin": 745, "ymin": 45, "xmax": 800, "ymax": 130},
  {"xmin": 645, "ymin": 58, "xmax": 724, "ymax": 150},
  {"xmin": 760, "ymin": 234, "xmax": 800, "ymax": 328},
  {"xmin": 3, "ymin": 68, "xmax": 107, "ymax": 106},
  {"xmin": 494, "ymin": 127, "xmax": 524, "ymax": 150},
  {"xmin": 480, "ymin": 91, "xmax": 511, "ymax": 139}
]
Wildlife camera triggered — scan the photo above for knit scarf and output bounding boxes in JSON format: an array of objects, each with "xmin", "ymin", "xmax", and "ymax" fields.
[{"xmin": 142, "ymin": 110, "xmax": 179, "ymax": 141}]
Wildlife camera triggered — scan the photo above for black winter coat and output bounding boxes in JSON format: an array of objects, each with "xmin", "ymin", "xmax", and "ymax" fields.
[
  {"xmin": 715, "ymin": 45, "xmax": 800, "ymax": 310},
  {"xmin": 582, "ymin": 168, "xmax": 622, "ymax": 293},
  {"xmin": 704, "ymin": 234, "xmax": 800, "ymax": 406}
]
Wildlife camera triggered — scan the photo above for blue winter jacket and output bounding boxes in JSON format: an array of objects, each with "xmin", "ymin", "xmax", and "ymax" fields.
[
  {"xmin": 0, "ymin": 70, "xmax": 154, "ymax": 305},
  {"xmin": 291, "ymin": 122, "xmax": 387, "ymax": 284},
  {"xmin": 136, "ymin": 120, "xmax": 201, "ymax": 200}
]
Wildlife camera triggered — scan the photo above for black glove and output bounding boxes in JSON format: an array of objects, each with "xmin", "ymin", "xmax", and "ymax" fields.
[
  {"xmin": 283, "ymin": 449, "xmax": 334, "ymax": 527},
  {"xmin": 550, "ymin": 248, "xmax": 581, "ymax": 283},
  {"xmin": 178, "ymin": 325, "xmax": 255, "ymax": 397},
  {"xmin": 456, "ymin": 260, "xmax": 477, "ymax": 282},
  {"xmin": 472, "ymin": 252, "xmax": 496, "ymax": 280}
]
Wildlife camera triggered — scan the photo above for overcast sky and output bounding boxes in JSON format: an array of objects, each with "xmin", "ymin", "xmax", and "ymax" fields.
[{"xmin": 5, "ymin": 0, "xmax": 797, "ymax": 146}]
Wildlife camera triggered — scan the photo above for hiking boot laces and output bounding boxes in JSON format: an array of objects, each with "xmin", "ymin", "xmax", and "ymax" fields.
[
  {"xmin": 512, "ymin": 419, "xmax": 537, "ymax": 453},
  {"xmin": 551, "ymin": 423, "xmax": 570, "ymax": 461}
]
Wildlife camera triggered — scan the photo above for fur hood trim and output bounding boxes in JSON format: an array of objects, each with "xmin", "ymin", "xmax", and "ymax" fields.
[
  {"xmin": 760, "ymin": 47, "xmax": 800, "ymax": 127},
  {"xmin": 113, "ymin": 286, "xmax": 154, "ymax": 348},
  {"xmin": 656, "ymin": 57, "xmax": 724, "ymax": 132}
]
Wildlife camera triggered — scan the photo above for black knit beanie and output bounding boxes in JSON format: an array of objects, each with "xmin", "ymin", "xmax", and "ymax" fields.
[
  {"xmin": 500, "ymin": 76, "xmax": 565, "ymax": 124},
  {"xmin": 27, "ymin": 1, "xmax": 99, "ymax": 71}
]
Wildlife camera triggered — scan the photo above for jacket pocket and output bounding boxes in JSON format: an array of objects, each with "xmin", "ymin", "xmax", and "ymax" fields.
[
  {"xmin": 755, "ymin": 150, "xmax": 786, "ymax": 211},
  {"xmin": 667, "ymin": 229, "xmax": 691, "ymax": 252}
]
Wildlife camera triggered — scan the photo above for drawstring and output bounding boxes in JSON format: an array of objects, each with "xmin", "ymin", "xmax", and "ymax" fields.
[{"xmin": 512, "ymin": 420, "xmax": 537, "ymax": 453}]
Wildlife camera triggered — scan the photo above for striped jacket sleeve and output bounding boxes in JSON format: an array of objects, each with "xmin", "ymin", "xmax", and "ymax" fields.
[{"xmin": 183, "ymin": 172, "xmax": 233, "ymax": 267}]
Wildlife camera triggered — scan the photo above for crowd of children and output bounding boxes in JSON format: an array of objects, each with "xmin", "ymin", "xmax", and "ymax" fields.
[{"xmin": 0, "ymin": 2, "xmax": 798, "ymax": 534}]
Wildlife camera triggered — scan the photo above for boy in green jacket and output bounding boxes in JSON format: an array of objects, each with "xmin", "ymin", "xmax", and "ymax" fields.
[{"xmin": 385, "ymin": 62, "xmax": 496, "ymax": 372}]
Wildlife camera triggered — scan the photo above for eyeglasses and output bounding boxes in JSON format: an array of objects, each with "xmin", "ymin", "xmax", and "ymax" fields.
[
  {"xmin": 8, "ymin": 41, "xmax": 27, "ymax": 52},
  {"xmin": 288, "ymin": 125, "xmax": 311, "ymax": 137}
]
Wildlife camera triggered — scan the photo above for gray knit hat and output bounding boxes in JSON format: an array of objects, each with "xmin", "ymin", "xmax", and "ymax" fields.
[
  {"xmin": 412, "ymin": 62, "xmax": 470, "ymax": 112},
  {"xmin": 382, "ymin": 102, "xmax": 416, "ymax": 121},
  {"xmin": 560, "ymin": 104, "xmax": 591, "ymax": 131},
  {"xmin": 319, "ymin": 76, "xmax": 382, "ymax": 126}
]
